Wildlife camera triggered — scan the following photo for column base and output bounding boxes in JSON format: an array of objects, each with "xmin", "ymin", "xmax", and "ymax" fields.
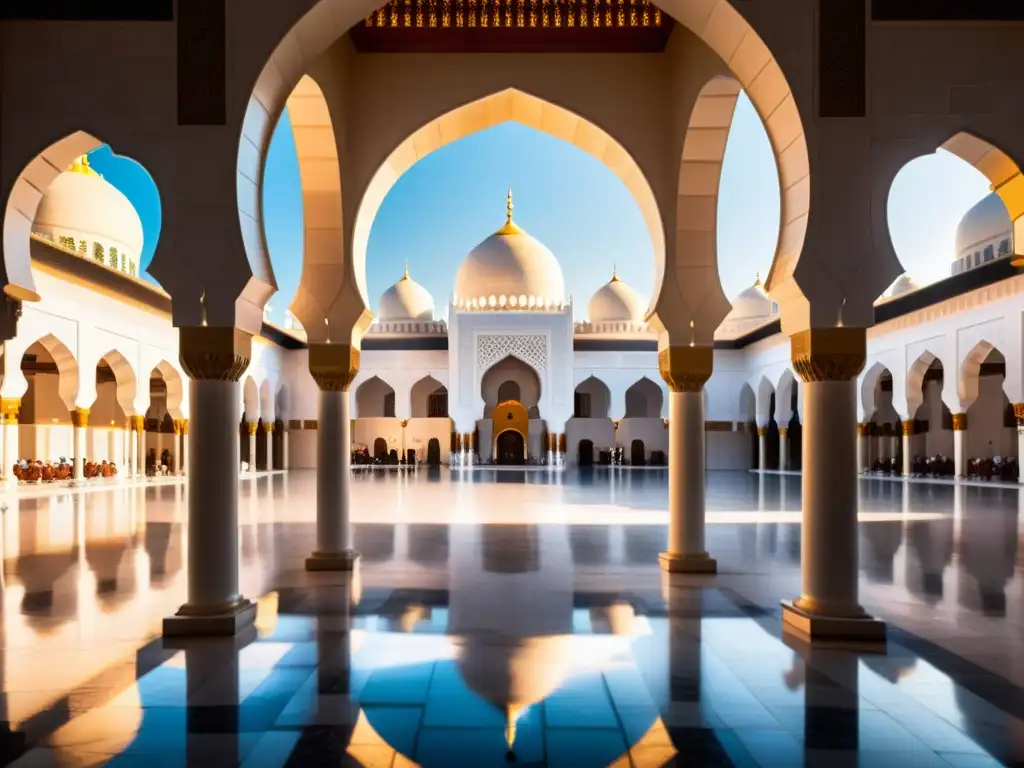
[
  {"xmin": 163, "ymin": 598, "xmax": 256, "ymax": 637},
  {"xmin": 306, "ymin": 549, "xmax": 360, "ymax": 572},
  {"xmin": 780, "ymin": 599, "xmax": 885, "ymax": 644},
  {"xmin": 659, "ymin": 552, "xmax": 717, "ymax": 574}
]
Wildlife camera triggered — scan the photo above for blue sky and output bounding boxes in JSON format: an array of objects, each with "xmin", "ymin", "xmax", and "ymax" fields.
[{"xmin": 90, "ymin": 92, "xmax": 992, "ymax": 326}]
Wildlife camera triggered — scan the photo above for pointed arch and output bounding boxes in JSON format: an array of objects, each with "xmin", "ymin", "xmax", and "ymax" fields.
[
  {"xmin": 22, "ymin": 334, "xmax": 79, "ymax": 411},
  {"xmin": 259, "ymin": 378, "xmax": 275, "ymax": 422},
  {"xmin": 738, "ymin": 382, "xmax": 756, "ymax": 422},
  {"xmin": 355, "ymin": 375, "xmax": 396, "ymax": 418},
  {"xmin": 907, "ymin": 351, "xmax": 942, "ymax": 414},
  {"xmin": 410, "ymin": 375, "xmax": 447, "ymax": 419},
  {"xmin": 151, "ymin": 360, "xmax": 184, "ymax": 420},
  {"xmin": 98, "ymin": 350, "xmax": 138, "ymax": 416},
  {"xmin": 242, "ymin": 375, "xmax": 260, "ymax": 422},
  {"xmin": 754, "ymin": 375, "xmax": 775, "ymax": 426},
  {"xmin": 275, "ymin": 383, "xmax": 291, "ymax": 422},
  {"xmin": 574, "ymin": 376, "xmax": 612, "ymax": 420},
  {"xmin": 353, "ymin": 87, "xmax": 664, "ymax": 314},
  {"xmin": 959, "ymin": 340, "xmax": 1004, "ymax": 406},
  {"xmin": 625, "ymin": 377, "xmax": 663, "ymax": 419},
  {"xmin": 860, "ymin": 361, "xmax": 891, "ymax": 419}
]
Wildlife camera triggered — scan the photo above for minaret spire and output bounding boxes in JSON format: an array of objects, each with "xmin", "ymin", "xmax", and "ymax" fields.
[{"xmin": 506, "ymin": 186, "xmax": 514, "ymax": 224}]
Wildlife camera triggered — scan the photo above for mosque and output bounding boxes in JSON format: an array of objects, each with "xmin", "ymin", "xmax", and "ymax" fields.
[{"xmin": 2, "ymin": 156, "xmax": 1019, "ymax": 485}]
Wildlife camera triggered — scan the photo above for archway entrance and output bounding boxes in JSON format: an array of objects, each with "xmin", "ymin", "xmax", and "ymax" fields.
[
  {"xmin": 578, "ymin": 439, "xmax": 594, "ymax": 467},
  {"xmin": 496, "ymin": 430, "xmax": 525, "ymax": 466},
  {"xmin": 631, "ymin": 439, "xmax": 646, "ymax": 466},
  {"xmin": 373, "ymin": 437, "xmax": 388, "ymax": 460},
  {"xmin": 426, "ymin": 438, "xmax": 441, "ymax": 465}
]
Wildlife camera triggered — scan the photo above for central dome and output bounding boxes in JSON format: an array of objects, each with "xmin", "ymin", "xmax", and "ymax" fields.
[{"xmin": 455, "ymin": 190, "xmax": 565, "ymax": 307}]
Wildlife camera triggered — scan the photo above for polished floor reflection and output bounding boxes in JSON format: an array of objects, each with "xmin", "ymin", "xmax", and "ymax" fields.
[{"xmin": 1, "ymin": 470, "xmax": 1022, "ymax": 766}]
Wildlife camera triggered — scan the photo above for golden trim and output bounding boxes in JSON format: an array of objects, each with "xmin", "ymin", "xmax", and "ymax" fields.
[
  {"xmin": 857, "ymin": 422, "xmax": 870, "ymax": 437},
  {"xmin": 778, "ymin": 426, "xmax": 788, "ymax": 437},
  {"xmin": 179, "ymin": 326, "xmax": 252, "ymax": 382},
  {"xmin": 263, "ymin": 422, "xmax": 275, "ymax": 433},
  {"xmin": 951, "ymin": 413, "xmax": 967, "ymax": 431},
  {"xmin": 704, "ymin": 420, "xmax": 732, "ymax": 432},
  {"xmin": 289, "ymin": 419, "xmax": 303, "ymax": 431},
  {"xmin": 901, "ymin": 419, "xmax": 914, "ymax": 437},
  {"xmin": 181, "ymin": 418, "xmax": 189, "ymax": 436},
  {"xmin": 130, "ymin": 414, "xmax": 145, "ymax": 432},
  {"xmin": 756, "ymin": 427, "xmax": 767, "ymax": 437},
  {"xmin": 1014, "ymin": 403, "xmax": 1024, "ymax": 425},
  {"xmin": 172, "ymin": 419, "xmax": 182, "ymax": 435},
  {"xmin": 303, "ymin": 419, "xmax": 318, "ymax": 430},
  {"xmin": 71, "ymin": 407, "xmax": 90, "ymax": 428},
  {"xmin": 790, "ymin": 328, "xmax": 866, "ymax": 382},
  {"xmin": 1, "ymin": 397, "xmax": 21, "ymax": 424},
  {"xmin": 308, "ymin": 343, "xmax": 360, "ymax": 392},
  {"xmin": 247, "ymin": 421, "xmax": 258, "ymax": 436},
  {"xmin": 658, "ymin": 346, "xmax": 713, "ymax": 392}
]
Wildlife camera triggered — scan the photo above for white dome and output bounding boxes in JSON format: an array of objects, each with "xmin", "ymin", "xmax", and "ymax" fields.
[
  {"xmin": 588, "ymin": 270, "xmax": 647, "ymax": 323},
  {"xmin": 955, "ymin": 192, "xmax": 1011, "ymax": 258},
  {"xmin": 884, "ymin": 273, "xmax": 919, "ymax": 299},
  {"xmin": 33, "ymin": 156, "xmax": 144, "ymax": 266},
  {"xmin": 454, "ymin": 191, "xmax": 564, "ymax": 306},
  {"xmin": 378, "ymin": 265, "xmax": 434, "ymax": 321},
  {"xmin": 727, "ymin": 277, "xmax": 773, "ymax": 320}
]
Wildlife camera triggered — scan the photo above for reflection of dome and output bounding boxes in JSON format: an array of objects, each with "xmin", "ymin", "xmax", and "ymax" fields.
[
  {"xmin": 33, "ymin": 155, "xmax": 144, "ymax": 272},
  {"xmin": 588, "ymin": 268, "xmax": 646, "ymax": 323},
  {"xmin": 955, "ymin": 192, "xmax": 1011, "ymax": 258},
  {"xmin": 454, "ymin": 190, "xmax": 565, "ymax": 307},
  {"xmin": 378, "ymin": 263, "xmax": 434, "ymax": 321}
]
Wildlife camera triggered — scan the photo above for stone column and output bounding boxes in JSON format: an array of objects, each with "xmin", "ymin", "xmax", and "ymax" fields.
[
  {"xmin": 463, "ymin": 432, "xmax": 473, "ymax": 466},
  {"xmin": 262, "ymin": 422, "xmax": 274, "ymax": 470},
  {"xmin": 1016, "ymin": 404, "xmax": 1024, "ymax": 484},
  {"xmin": 169, "ymin": 419, "xmax": 181, "ymax": 474},
  {"xmin": 757, "ymin": 427, "xmax": 767, "ymax": 470},
  {"xmin": 856, "ymin": 423, "xmax": 869, "ymax": 473},
  {"xmin": 952, "ymin": 413, "xmax": 967, "ymax": 478},
  {"xmin": 246, "ymin": 421, "xmax": 257, "ymax": 472},
  {"xmin": 557, "ymin": 433, "xmax": 567, "ymax": 466},
  {"xmin": 129, "ymin": 415, "xmax": 144, "ymax": 477},
  {"xmin": 901, "ymin": 420, "xmax": 914, "ymax": 477},
  {"xmin": 657, "ymin": 346, "xmax": 716, "ymax": 574},
  {"xmin": 164, "ymin": 327, "xmax": 255, "ymax": 636},
  {"xmin": 281, "ymin": 422, "xmax": 290, "ymax": 470},
  {"xmin": 546, "ymin": 433, "xmax": 555, "ymax": 466},
  {"xmin": 781, "ymin": 328, "xmax": 884, "ymax": 641},
  {"xmin": 181, "ymin": 419, "xmax": 189, "ymax": 476},
  {"xmin": 779, "ymin": 427, "xmax": 789, "ymax": 471},
  {"xmin": 878, "ymin": 423, "xmax": 890, "ymax": 462},
  {"xmin": 306, "ymin": 343, "xmax": 360, "ymax": 571},
  {"xmin": 71, "ymin": 407, "xmax": 89, "ymax": 481},
  {"xmin": 453, "ymin": 432, "xmax": 463, "ymax": 467},
  {"xmin": 1, "ymin": 398, "xmax": 19, "ymax": 485}
]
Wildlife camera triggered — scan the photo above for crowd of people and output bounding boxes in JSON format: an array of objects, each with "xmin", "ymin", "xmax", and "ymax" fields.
[{"xmin": 11, "ymin": 458, "xmax": 119, "ymax": 482}]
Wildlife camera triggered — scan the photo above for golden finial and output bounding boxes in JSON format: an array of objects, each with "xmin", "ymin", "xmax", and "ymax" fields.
[
  {"xmin": 611, "ymin": 262, "xmax": 619, "ymax": 282},
  {"xmin": 403, "ymin": 259, "xmax": 409, "ymax": 280},
  {"xmin": 754, "ymin": 270, "xmax": 761, "ymax": 287},
  {"xmin": 497, "ymin": 186, "xmax": 523, "ymax": 235},
  {"xmin": 69, "ymin": 154, "xmax": 99, "ymax": 177}
]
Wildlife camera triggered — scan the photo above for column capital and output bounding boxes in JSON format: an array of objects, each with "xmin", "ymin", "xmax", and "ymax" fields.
[
  {"xmin": 557, "ymin": 433, "xmax": 567, "ymax": 452},
  {"xmin": 1, "ymin": 397, "xmax": 21, "ymax": 424},
  {"xmin": 1014, "ymin": 403, "xmax": 1024, "ymax": 426},
  {"xmin": 247, "ymin": 421, "xmax": 258, "ymax": 436},
  {"xmin": 178, "ymin": 326, "xmax": 252, "ymax": 381},
  {"xmin": 130, "ymin": 414, "xmax": 145, "ymax": 432},
  {"xmin": 262, "ymin": 422, "xmax": 274, "ymax": 433},
  {"xmin": 901, "ymin": 419, "xmax": 914, "ymax": 436},
  {"xmin": 952, "ymin": 413, "xmax": 967, "ymax": 431},
  {"xmin": 778, "ymin": 426, "xmax": 789, "ymax": 437},
  {"xmin": 71, "ymin": 407, "xmax": 90, "ymax": 428},
  {"xmin": 757, "ymin": 427, "xmax": 767, "ymax": 437},
  {"xmin": 308, "ymin": 343, "xmax": 360, "ymax": 392},
  {"xmin": 790, "ymin": 328, "xmax": 866, "ymax": 383},
  {"xmin": 181, "ymin": 418, "xmax": 189, "ymax": 435},
  {"xmin": 658, "ymin": 345, "xmax": 713, "ymax": 392},
  {"xmin": 172, "ymin": 419, "xmax": 182, "ymax": 435},
  {"xmin": 856, "ymin": 422, "xmax": 870, "ymax": 437}
]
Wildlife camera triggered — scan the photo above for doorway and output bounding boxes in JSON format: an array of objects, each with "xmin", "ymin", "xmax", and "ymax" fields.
[
  {"xmin": 373, "ymin": 437, "xmax": 388, "ymax": 460},
  {"xmin": 496, "ymin": 430, "xmax": 525, "ymax": 465},
  {"xmin": 578, "ymin": 439, "xmax": 594, "ymax": 467},
  {"xmin": 427, "ymin": 437, "xmax": 441, "ymax": 465},
  {"xmin": 630, "ymin": 439, "xmax": 646, "ymax": 466}
]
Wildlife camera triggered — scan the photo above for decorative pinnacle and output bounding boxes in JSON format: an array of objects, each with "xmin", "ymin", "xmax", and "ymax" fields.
[
  {"xmin": 506, "ymin": 186, "xmax": 514, "ymax": 224},
  {"xmin": 611, "ymin": 262, "xmax": 619, "ymax": 282},
  {"xmin": 403, "ymin": 259, "xmax": 409, "ymax": 280},
  {"xmin": 754, "ymin": 270, "xmax": 761, "ymax": 287}
]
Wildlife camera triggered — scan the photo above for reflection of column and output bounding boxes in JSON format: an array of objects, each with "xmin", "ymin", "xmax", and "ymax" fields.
[
  {"xmin": 856, "ymin": 423, "xmax": 869, "ymax": 472},
  {"xmin": 263, "ymin": 422, "xmax": 274, "ymax": 470},
  {"xmin": 546, "ymin": 433, "xmax": 555, "ymax": 466},
  {"xmin": 164, "ymin": 327, "xmax": 256, "ymax": 636},
  {"xmin": 137, "ymin": 416, "xmax": 148, "ymax": 476},
  {"xmin": 1, "ymin": 398, "xmax": 20, "ymax": 484},
  {"xmin": 72, "ymin": 407, "xmax": 89, "ymax": 481},
  {"xmin": 181, "ymin": 419, "xmax": 189, "ymax": 476},
  {"xmin": 246, "ymin": 421, "xmax": 257, "ymax": 472},
  {"xmin": 129, "ymin": 415, "xmax": 144, "ymax": 478},
  {"xmin": 785, "ymin": 636, "xmax": 861, "ymax": 753},
  {"xmin": 901, "ymin": 419, "xmax": 913, "ymax": 476},
  {"xmin": 659, "ymin": 347, "xmax": 716, "ymax": 573},
  {"xmin": 316, "ymin": 574, "xmax": 359, "ymax": 694},
  {"xmin": 1016, "ymin": 404, "xmax": 1024, "ymax": 484},
  {"xmin": 557, "ymin": 432, "xmax": 566, "ymax": 466},
  {"xmin": 952, "ymin": 413, "xmax": 966, "ymax": 478},
  {"xmin": 757, "ymin": 427, "xmax": 767, "ymax": 470},
  {"xmin": 454, "ymin": 432, "xmax": 463, "ymax": 467},
  {"xmin": 781, "ymin": 329, "xmax": 884, "ymax": 641},
  {"xmin": 463, "ymin": 432, "xmax": 473, "ymax": 465},
  {"xmin": 306, "ymin": 344, "xmax": 360, "ymax": 571},
  {"xmin": 778, "ymin": 427, "xmax": 789, "ymax": 471}
]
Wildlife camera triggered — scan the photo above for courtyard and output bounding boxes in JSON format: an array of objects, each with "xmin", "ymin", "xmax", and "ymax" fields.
[{"xmin": 0, "ymin": 470, "xmax": 1021, "ymax": 766}]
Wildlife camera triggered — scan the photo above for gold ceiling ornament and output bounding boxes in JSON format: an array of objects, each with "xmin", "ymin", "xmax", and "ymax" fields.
[
  {"xmin": 790, "ymin": 328, "xmax": 867, "ymax": 383},
  {"xmin": 658, "ymin": 345, "xmax": 713, "ymax": 392},
  {"xmin": 308, "ymin": 343, "xmax": 361, "ymax": 392},
  {"xmin": 179, "ymin": 326, "xmax": 252, "ymax": 382},
  {"xmin": 364, "ymin": 0, "xmax": 662, "ymax": 28}
]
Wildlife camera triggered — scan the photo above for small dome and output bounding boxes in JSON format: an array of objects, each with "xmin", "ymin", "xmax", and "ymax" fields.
[
  {"xmin": 454, "ymin": 190, "xmax": 564, "ymax": 306},
  {"xmin": 587, "ymin": 267, "xmax": 647, "ymax": 323},
  {"xmin": 886, "ymin": 273, "xmax": 919, "ymax": 299},
  {"xmin": 955, "ymin": 192, "xmax": 1011, "ymax": 258},
  {"xmin": 33, "ymin": 155, "xmax": 144, "ymax": 266},
  {"xmin": 727, "ymin": 274, "xmax": 773, "ymax": 320},
  {"xmin": 379, "ymin": 263, "xmax": 434, "ymax": 321}
]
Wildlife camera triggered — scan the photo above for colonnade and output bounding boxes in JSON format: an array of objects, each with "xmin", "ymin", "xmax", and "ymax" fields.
[
  {"xmin": 0, "ymin": 397, "xmax": 189, "ymax": 484},
  {"xmin": 240, "ymin": 419, "xmax": 288, "ymax": 473}
]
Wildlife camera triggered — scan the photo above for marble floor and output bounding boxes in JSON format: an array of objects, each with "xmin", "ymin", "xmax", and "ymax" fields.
[{"xmin": 0, "ymin": 469, "xmax": 1022, "ymax": 766}]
